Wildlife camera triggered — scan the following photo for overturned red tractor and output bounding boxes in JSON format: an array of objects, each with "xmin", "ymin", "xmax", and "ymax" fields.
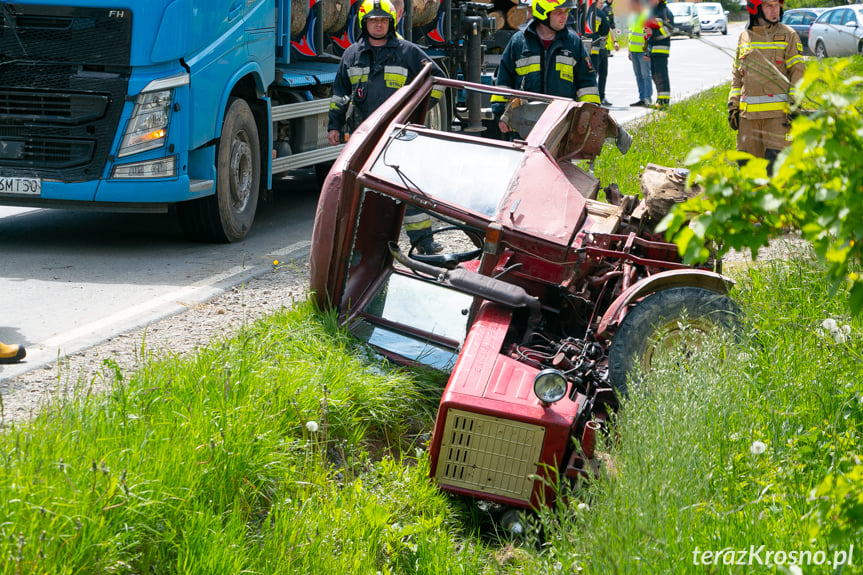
[{"xmin": 310, "ymin": 65, "xmax": 739, "ymax": 510}]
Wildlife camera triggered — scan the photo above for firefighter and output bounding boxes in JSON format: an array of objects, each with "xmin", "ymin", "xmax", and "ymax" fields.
[
  {"xmin": 493, "ymin": 0, "xmax": 600, "ymax": 135},
  {"xmin": 628, "ymin": 0, "xmax": 652, "ymax": 107},
  {"xmin": 0, "ymin": 340, "xmax": 25, "ymax": 364},
  {"xmin": 586, "ymin": 0, "xmax": 616, "ymax": 106},
  {"xmin": 645, "ymin": 0, "xmax": 674, "ymax": 108},
  {"xmin": 327, "ymin": 0, "xmax": 444, "ymax": 254},
  {"xmin": 728, "ymin": 0, "xmax": 803, "ymax": 171}
]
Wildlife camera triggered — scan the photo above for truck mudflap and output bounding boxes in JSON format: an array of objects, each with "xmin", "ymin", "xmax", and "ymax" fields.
[{"xmin": 596, "ymin": 268, "xmax": 735, "ymax": 339}]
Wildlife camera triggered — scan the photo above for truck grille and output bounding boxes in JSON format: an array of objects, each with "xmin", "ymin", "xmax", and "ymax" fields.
[
  {"xmin": 0, "ymin": 5, "xmax": 132, "ymax": 183},
  {"xmin": 435, "ymin": 409, "xmax": 546, "ymax": 503}
]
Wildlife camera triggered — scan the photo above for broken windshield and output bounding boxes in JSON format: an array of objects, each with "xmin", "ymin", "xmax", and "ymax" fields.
[{"xmin": 369, "ymin": 129, "xmax": 524, "ymax": 218}]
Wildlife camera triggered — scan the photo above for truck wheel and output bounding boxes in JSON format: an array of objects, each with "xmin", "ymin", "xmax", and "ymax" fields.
[
  {"xmin": 607, "ymin": 287, "xmax": 741, "ymax": 397},
  {"xmin": 179, "ymin": 98, "xmax": 261, "ymax": 242}
]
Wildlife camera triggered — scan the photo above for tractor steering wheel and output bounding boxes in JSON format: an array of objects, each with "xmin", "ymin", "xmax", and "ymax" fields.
[{"xmin": 408, "ymin": 226, "xmax": 483, "ymax": 270}]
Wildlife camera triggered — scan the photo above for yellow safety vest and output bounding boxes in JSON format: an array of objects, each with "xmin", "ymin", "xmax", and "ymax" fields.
[{"xmin": 628, "ymin": 10, "xmax": 649, "ymax": 53}]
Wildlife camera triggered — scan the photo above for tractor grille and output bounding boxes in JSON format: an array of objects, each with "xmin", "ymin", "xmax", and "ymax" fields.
[
  {"xmin": 435, "ymin": 409, "xmax": 546, "ymax": 503},
  {"xmin": 0, "ymin": 5, "xmax": 132, "ymax": 182}
]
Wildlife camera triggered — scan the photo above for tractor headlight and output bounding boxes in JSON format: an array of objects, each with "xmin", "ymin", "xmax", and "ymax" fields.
[
  {"xmin": 533, "ymin": 369, "xmax": 568, "ymax": 404},
  {"xmin": 118, "ymin": 90, "xmax": 172, "ymax": 158}
]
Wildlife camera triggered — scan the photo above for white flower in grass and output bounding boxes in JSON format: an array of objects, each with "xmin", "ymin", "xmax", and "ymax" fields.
[
  {"xmin": 819, "ymin": 318, "xmax": 852, "ymax": 344},
  {"xmin": 577, "ymin": 502, "xmax": 590, "ymax": 512},
  {"xmin": 750, "ymin": 440, "xmax": 767, "ymax": 455},
  {"xmin": 305, "ymin": 420, "xmax": 319, "ymax": 433}
]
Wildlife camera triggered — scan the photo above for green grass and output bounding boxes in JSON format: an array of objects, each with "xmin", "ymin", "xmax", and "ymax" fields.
[
  {"xmin": 594, "ymin": 83, "xmax": 736, "ymax": 196},
  {"xmin": 523, "ymin": 255, "xmax": 863, "ymax": 573}
]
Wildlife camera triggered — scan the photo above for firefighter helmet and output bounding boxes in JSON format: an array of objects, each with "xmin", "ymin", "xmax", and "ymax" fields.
[
  {"xmin": 358, "ymin": 0, "xmax": 397, "ymax": 32},
  {"xmin": 532, "ymin": 0, "xmax": 577, "ymax": 21},
  {"xmin": 746, "ymin": 0, "xmax": 783, "ymax": 16}
]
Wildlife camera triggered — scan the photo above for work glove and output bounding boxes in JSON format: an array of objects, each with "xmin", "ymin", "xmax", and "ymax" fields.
[{"xmin": 728, "ymin": 107, "xmax": 740, "ymax": 131}]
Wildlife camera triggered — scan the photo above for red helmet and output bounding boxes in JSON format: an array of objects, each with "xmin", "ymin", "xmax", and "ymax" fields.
[{"xmin": 747, "ymin": 0, "xmax": 783, "ymax": 16}]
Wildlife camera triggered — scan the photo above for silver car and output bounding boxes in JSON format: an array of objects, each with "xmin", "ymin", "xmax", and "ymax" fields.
[
  {"xmin": 668, "ymin": 2, "xmax": 702, "ymax": 37},
  {"xmin": 696, "ymin": 2, "xmax": 729, "ymax": 35},
  {"xmin": 809, "ymin": 4, "xmax": 863, "ymax": 58}
]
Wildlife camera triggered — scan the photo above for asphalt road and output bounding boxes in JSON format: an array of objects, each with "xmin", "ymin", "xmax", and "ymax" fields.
[{"xmin": 0, "ymin": 25, "xmax": 743, "ymax": 381}]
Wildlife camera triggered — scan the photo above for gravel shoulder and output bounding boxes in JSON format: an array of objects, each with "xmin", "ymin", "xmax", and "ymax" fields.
[{"xmin": 1, "ymin": 261, "xmax": 309, "ymax": 426}]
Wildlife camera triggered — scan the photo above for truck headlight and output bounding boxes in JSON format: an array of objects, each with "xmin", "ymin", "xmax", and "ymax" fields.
[
  {"xmin": 112, "ymin": 156, "xmax": 177, "ymax": 179},
  {"xmin": 118, "ymin": 90, "xmax": 172, "ymax": 157},
  {"xmin": 533, "ymin": 369, "xmax": 568, "ymax": 404}
]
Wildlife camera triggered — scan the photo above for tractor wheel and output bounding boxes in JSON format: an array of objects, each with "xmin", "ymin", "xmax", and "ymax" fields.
[
  {"xmin": 814, "ymin": 40, "xmax": 827, "ymax": 59},
  {"xmin": 179, "ymin": 98, "xmax": 261, "ymax": 242},
  {"xmin": 607, "ymin": 287, "xmax": 741, "ymax": 397}
]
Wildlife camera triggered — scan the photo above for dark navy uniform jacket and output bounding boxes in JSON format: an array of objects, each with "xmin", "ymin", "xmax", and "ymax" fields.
[
  {"xmin": 328, "ymin": 35, "xmax": 443, "ymax": 133},
  {"xmin": 492, "ymin": 20, "xmax": 600, "ymax": 119}
]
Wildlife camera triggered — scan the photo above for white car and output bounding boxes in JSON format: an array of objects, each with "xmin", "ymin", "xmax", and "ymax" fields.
[
  {"xmin": 809, "ymin": 5, "xmax": 863, "ymax": 58},
  {"xmin": 696, "ymin": 2, "xmax": 729, "ymax": 35}
]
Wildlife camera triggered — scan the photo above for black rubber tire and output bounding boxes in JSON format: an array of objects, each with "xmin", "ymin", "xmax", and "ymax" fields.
[
  {"xmin": 608, "ymin": 287, "xmax": 741, "ymax": 397},
  {"xmin": 179, "ymin": 98, "xmax": 261, "ymax": 243},
  {"xmin": 315, "ymin": 161, "xmax": 334, "ymax": 186},
  {"xmin": 721, "ymin": 25, "xmax": 727, "ymax": 35},
  {"xmin": 815, "ymin": 40, "xmax": 827, "ymax": 59}
]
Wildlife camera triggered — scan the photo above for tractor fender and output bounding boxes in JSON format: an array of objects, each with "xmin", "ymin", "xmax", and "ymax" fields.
[{"xmin": 597, "ymin": 269, "xmax": 734, "ymax": 339}]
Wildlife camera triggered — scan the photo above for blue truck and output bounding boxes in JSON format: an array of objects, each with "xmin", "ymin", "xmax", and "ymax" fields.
[{"xmin": 0, "ymin": 0, "xmax": 511, "ymax": 241}]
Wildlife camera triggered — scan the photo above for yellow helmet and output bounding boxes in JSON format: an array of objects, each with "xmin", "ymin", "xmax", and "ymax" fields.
[
  {"xmin": 357, "ymin": 0, "xmax": 397, "ymax": 33},
  {"xmin": 532, "ymin": 0, "xmax": 577, "ymax": 20}
]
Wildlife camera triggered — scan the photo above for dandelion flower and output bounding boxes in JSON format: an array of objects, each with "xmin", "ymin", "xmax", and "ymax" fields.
[
  {"xmin": 305, "ymin": 420, "xmax": 319, "ymax": 433},
  {"xmin": 750, "ymin": 440, "xmax": 766, "ymax": 455},
  {"xmin": 273, "ymin": 259, "xmax": 280, "ymax": 266}
]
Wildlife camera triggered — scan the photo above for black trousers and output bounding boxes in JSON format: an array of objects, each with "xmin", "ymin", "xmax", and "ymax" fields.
[
  {"xmin": 590, "ymin": 50, "xmax": 609, "ymax": 101},
  {"xmin": 650, "ymin": 53, "xmax": 670, "ymax": 105}
]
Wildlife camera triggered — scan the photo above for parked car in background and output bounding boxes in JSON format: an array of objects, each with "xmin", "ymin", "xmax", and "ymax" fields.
[
  {"xmin": 668, "ymin": 2, "xmax": 702, "ymax": 36},
  {"xmin": 696, "ymin": 3, "xmax": 729, "ymax": 35},
  {"xmin": 782, "ymin": 8, "xmax": 826, "ymax": 53},
  {"xmin": 809, "ymin": 5, "xmax": 863, "ymax": 58}
]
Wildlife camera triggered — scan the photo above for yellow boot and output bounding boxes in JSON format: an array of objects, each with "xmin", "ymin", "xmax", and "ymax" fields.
[{"xmin": 0, "ymin": 341, "xmax": 26, "ymax": 364}]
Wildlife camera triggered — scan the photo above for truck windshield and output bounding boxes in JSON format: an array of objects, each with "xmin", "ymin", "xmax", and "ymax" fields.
[{"xmin": 370, "ymin": 128, "xmax": 524, "ymax": 218}]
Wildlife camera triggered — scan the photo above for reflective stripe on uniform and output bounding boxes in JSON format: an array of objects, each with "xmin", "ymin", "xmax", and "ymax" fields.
[
  {"xmin": 347, "ymin": 66, "xmax": 370, "ymax": 85},
  {"xmin": 786, "ymin": 55, "xmax": 803, "ymax": 68},
  {"xmin": 729, "ymin": 87, "xmax": 741, "ymax": 98},
  {"xmin": 651, "ymin": 47, "xmax": 670, "ymax": 55},
  {"xmin": 383, "ymin": 65, "xmax": 409, "ymax": 89},
  {"xmin": 556, "ymin": 55, "xmax": 575, "ymax": 82},
  {"xmin": 490, "ymin": 94, "xmax": 509, "ymax": 103},
  {"xmin": 740, "ymin": 93, "xmax": 789, "ymax": 112},
  {"xmin": 515, "ymin": 55, "xmax": 541, "ymax": 75},
  {"xmin": 431, "ymin": 88, "xmax": 444, "ymax": 100},
  {"xmin": 329, "ymin": 95, "xmax": 346, "ymax": 110},
  {"xmin": 577, "ymin": 87, "xmax": 601, "ymax": 103},
  {"xmin": 403, "ymin": 212, "xmax": 431, "ymax": 231}
]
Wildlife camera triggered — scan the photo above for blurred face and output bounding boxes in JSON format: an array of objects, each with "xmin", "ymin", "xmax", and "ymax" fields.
[
  {"xmin": 365, "ymin": 16, "xmax": 391, "ymax": 38},
  {"xmin": 547, "ymin": 7, "xmax": 569, "ymax": 31},
  {"xmin": 761, "ymin": 1, "xmax": 781, "ymax": 22}
]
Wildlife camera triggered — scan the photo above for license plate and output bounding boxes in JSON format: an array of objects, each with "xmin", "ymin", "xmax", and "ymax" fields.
[{"xmin": 0, "ymin": 176, "xmax": 41, "ymax": 196}]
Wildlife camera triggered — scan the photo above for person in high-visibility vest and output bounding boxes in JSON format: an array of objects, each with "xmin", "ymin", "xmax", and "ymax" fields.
[
  {"xmin": 627, "ymin": 0, "xmax": 652, "ymax": 107},
  {"xmin": 728, "ymin": 0, "xmax": 803, "ymax": 172},
  {"xmin": 645, "ymin": 0, "xmax": 674, "ymax": 107}
]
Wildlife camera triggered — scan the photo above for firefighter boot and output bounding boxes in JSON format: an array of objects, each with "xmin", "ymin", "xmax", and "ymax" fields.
[
  {"xmin": 404, "ymin": 207, "xmax": 442, "ymax": 254},
  {"xmin": 0, "ymin": 341, "xmax": 26, "ymax": 364},
  {"xmin": 764, "ymin": 148, "xmax": 781, "ymax": 175}
]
